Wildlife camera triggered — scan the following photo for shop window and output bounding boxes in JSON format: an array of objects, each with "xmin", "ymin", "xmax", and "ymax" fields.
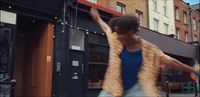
[
  {"xmin": 0, "ymin": 28, "xmax": 11, "ymax": 75},
  {"xmin": 88, "ymin": 33, "xmax": 109, "ymax": 89}
]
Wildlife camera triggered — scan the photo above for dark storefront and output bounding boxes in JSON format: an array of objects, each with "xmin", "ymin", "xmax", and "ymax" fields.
[
  {"xmin": 0, "ymin": 0, "xmax": 63, "ymax": 96},
  {"xmin": 0, "ymin": 0, "xmax": 199, "ymax": 97}
]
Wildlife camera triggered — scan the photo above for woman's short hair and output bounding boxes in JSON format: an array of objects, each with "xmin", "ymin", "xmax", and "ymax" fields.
[{"xmin": 108, "ymin": 15, "xmax": 140, "ymax": 34}]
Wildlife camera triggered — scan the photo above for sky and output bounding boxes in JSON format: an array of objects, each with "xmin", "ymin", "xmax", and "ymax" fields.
[{"xmin": 183, "ymin": 0, "xmax": 199, "ymax": 5}]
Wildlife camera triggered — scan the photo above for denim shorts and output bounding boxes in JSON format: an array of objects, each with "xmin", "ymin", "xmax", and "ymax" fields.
[{"xmin": 98, "ymin": 84, "xmax": 145, "ymax": 97}]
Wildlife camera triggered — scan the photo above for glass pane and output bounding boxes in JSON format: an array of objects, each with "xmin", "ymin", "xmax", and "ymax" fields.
[
  {"xmin": 0, "ymin": 28, "xmax": 10, "ymax": 74},
  {"xmin": 69, "ymin": 28, "xmax": 85, "ymax": 51}
]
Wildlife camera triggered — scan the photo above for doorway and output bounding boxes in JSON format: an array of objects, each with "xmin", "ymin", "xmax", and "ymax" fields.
[{"xmin": 14, "ymin": 15, "xmax": 54, "ymax": 97}]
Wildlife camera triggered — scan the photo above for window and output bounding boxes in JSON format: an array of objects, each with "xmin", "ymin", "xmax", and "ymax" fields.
[
  {"xmin": 163, "ymin": 0, "xmax": 167, "ymax": 16},
  {"xmin": 164, "ymin": 23, "xmax": 169, "ymax": 34},
  {"xmin": 193, "ymin": 18, "xmax": 197, "ymax": 30},
  {"xmin": 0, "ymin": 28, "xmax": 11, "ymax": 73},
  {"xmin": 163, "ymin": 0, "xmax": 167, "ymax": 6},
  {"xmin": 88, "ymin": 33, "xmax": 109, "ymax": 89},
  {"xmin": 163, "ymin": 6, "xmax": 167, "ymax": 16},
  {"xmin": 175, "ymin": 7, "xmax": 179, "ymax": 20},
  {"xmin": 183, "ymin": 12, "xmax": 187, "ymax": 24},
  {"xmin": 116, "ymin": 2, "xmax": 125, "ymax": 14},
  {"xmin": 153, "ymin": 18, "xmax": 159, "ymax": 31},
  {"xmin": 136, "ymin": 10, "xmax": 143, "ymax": 26},
  {"xmin": 86, "ymin": 0, "xmax": 97, "ymax": 4},
  {"xmin": 193, "ymin": 35, "xmax": 198, "ymax": 41},
  {"xmin": 184, "ymin": 31, "xmax": 189, "ymax": 42},
  {"xmin": 175, "ymin": 28, "xmax": 180, "ymax": 39},
  {"xmin": 153, "ymin": 0, "xmax": 158, "ymax": 11}
]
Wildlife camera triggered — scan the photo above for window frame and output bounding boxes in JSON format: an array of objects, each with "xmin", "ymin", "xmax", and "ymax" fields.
[
  {"xmin": 153, "ymin": 18, "xmax": 159, "ymax": 31},
  {"xmin": 153, "ymin": 0, "xmax": 158, "ymax": 11},
  {"xmin": 175, "ymin": 28, "xmax": 180, "ymax": 39},
  {"xmin": 164, "ymin": 23, "xmax": 169, "ymax": 34},
  {"xmin": 116, "ymin": 2, "xmax": 126, "ymax": 14},
  {"xmin": 175, "ymin": 7, "xmax": 179, "ymax": 20},
  {"xmin": 135, "ymin": 10, "xmax": 143, "ymax": 26},
  {"xmin": 184, "ymin": 31, "xmax": 189, "ymax": 42},
  {"xmin": 183, "ymin": 11, "xmax": 187, "ymax": 24},
  {"xmin": 192, "ymin": 18, "xmax": 197, "ymax": 30}
]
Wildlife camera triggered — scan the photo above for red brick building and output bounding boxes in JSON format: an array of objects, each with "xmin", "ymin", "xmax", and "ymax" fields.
[
  {"xmin": 174, "ymin": 0, "xmax": 192, "ymax": 42},
  {"xmin": 174, "ymin": 0, "xmax": 200, "ymax": 43}
]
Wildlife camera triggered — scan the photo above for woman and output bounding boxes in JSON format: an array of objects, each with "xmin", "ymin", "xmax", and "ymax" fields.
[{"xmin": 90, "ymin": 8, "xmax": 199, "ymax": 97}]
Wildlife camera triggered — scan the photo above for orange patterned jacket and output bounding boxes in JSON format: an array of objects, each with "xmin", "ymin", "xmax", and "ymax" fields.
[
  {"xmin": 93, "ymin": 14, "xmax": 196, "ymax": 97},
  {"xmin": 101, "ymin": 31, "xmax": 196, "ymax": 97}
]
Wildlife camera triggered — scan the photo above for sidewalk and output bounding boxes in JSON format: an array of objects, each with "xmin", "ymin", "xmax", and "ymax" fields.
[
  {"xmin": 87, "ymin": 90, "xmax": 199, "ymax": 97},
  {"xmin": 160, "ymin": 91, "xmax": 199, "ymax": 97}
]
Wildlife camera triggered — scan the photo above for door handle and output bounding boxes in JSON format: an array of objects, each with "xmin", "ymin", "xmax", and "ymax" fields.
[{"xmin": 81, "ymin": 64, "xmax": 84, "ymax": 74}]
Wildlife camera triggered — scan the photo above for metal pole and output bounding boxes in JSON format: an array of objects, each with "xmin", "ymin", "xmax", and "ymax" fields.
[
  {"xmin": 194, "ymin": 82, "xmax": 197, "ymax": 97},
  {"xmin": 166, "ymin": 81, "xmax": 169, "ymax": 97}
]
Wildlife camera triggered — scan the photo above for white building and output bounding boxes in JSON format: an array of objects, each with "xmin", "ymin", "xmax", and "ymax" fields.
[{"xmin": 148, "ymin": 0, "xmax": 175, "ymax": 35}]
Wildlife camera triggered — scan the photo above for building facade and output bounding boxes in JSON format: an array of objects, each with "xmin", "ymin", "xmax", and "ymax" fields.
[
  {"xmin": 190, "ymin": 7, "xmax": 200, "ymax": 42},
  {"xmin": 174, "ymin": 0, "xmax": 192, "ymax": 42},
  {"xmin": 148, "ymin": 0, "xmax": 175, "ymax": 35},
  {"xmin": 87, "ymin": 0, "xmax": 148, "ymax": 28},
  {"xmin": 191, "ymin": 3, "xmax": 200, "ymax": 12},
  {"xmin": 174, "ymin": 0, "xmax": 200, "ymax": 43},
  {"xmin": 0, "ymin": 0, "xmax": 199, "ymax": 97}
]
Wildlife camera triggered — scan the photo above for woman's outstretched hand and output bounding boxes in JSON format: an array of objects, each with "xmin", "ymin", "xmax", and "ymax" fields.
[
  {"xmin": 90, "ymin": 7, "xmax": 100, "ymax": 22},
  {"xmin": 190, "ymin": 64, "xmax": 200, "ymax": 81}
]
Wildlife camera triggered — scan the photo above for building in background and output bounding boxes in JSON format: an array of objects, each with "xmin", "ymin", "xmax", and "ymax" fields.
[
  {"xmin": 190, "ymin": 6, "xmax": 200, "ymax": 43},
  {"xmin": 191, "ymin": 3, "xmax": 200, "ymax": 12},
  {"xmin": 174, "ymin": 0, "xmax": 192, "ymax": 42},
  {"xmin": 0, "ymin": 0, "xmax": 199, "ymax": 97},
  {"xmin": 148, "ymin": 0, "xmax": 175, "ymax": 35},
  {"xmin": 87, "ymin": 0, "xmax": 148, "ymax": 28},
  {"xmin": 174, "ymin": 0, "xmax": 199, "ymax": 43}
]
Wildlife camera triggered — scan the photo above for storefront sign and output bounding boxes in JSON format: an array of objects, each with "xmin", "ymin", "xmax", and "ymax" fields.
[{"xmin": 0, "ymin": 10, "xmax": 16, "ymax": 25}]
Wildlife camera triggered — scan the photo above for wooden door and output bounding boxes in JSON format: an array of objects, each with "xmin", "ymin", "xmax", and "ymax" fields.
[{"xmin": 22, "ymin": 22, "xmax": 54, "ymax": 97}]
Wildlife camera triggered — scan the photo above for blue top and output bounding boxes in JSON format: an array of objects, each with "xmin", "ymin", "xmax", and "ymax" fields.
[{"xmin": 120, "ymin": 48, "xmax": 142, "ymax": 90}]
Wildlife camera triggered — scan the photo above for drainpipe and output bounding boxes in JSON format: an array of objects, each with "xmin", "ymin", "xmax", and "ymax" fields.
[
  {"xmin": 198, "ymin": 20, "xmax": 200, "ymax": 64},
  {"xmin": 188, "ymin": 3, "xmax": 193, "ymax": 42},
  {"xmin": 146, "ymin": 0, "xmax": 150, "ymax": 28}
]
